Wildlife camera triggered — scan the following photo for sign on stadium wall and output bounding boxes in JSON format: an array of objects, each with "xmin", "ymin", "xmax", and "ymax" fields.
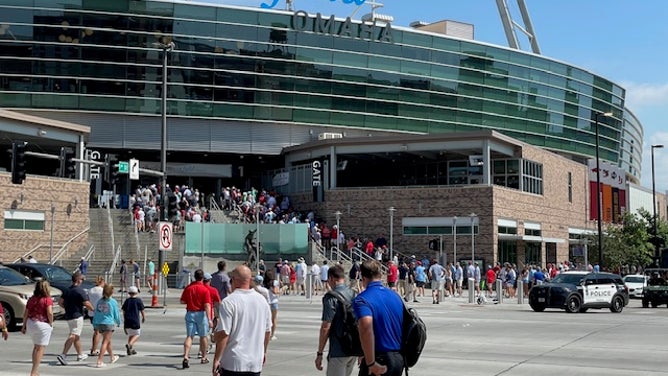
[{"xmin": 587, "ymin": 159, "xmax": 627, "ymax": 224}]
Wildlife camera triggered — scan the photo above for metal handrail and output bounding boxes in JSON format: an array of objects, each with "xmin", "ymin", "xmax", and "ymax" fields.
[
  {"xmin": 50, "ymin": 226, "xmax": 91, "ymax": 264},
  {"xmin": 108, "ymin": 204, "xmax": 116, "ymax": 261},
  {"xmin": 209, "ymin": 196, "xmax": 222, "ymax": 211},
  {"xmin": 13, "ymin": 244, "xmax": 51, "ymax": 263},
  {"xmin": 109, "ymin": 245, "xmax": 122, "ymax": 277}
]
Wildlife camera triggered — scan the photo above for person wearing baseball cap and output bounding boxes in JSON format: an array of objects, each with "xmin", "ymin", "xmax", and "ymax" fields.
[{"xmin": 121, "ymin": 285, "xmax": 145, "ymax": 356}]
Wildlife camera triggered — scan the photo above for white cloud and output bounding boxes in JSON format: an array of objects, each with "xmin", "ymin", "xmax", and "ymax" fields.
[{"xmin": 621, "ymin": 81, "xmax": 668, "ymax": 109}]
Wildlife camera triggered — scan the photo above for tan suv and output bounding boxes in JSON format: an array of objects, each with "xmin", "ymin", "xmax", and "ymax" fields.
[{"xmin": 0, "ymin": 265, "xmax": 63, "ymax": 330}]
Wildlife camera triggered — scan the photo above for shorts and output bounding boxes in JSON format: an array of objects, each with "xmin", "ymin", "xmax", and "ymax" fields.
[
  {"xmin": 270, "ymin": 303, "xmax": 279, "ymax": 311},
  {"xmin": 95, "ymin": 324, "xmax": 115, "ymax": 333},
  {"xmin": 388, "ymin": 281, "xmax": 396, "ymax": 288},
  {"xmin": 124, "ymin": 328, "xmax": 141, "ymax": 337},
  {"xmin": 416, "ymin": 281, "xmax": 425, "ymax": 288},
  {"xmin": 185, "ymin": 310, "xmax": 209, "ymax": 337},
  {"xmin": 456, "ymin": 280, "xmax": 463, "ymax": 288},
  {"xmin": 66, "ymin": 317, "xmax": 84, "ymax": 336},
  {"xmin": 297, "ymin": 277, "xmax": 305, "ymax": 285},
  {"xmin": 27, "ymin": 319, "xmax": 53, "ymax": 346},
  {"xmin": 430, "ymin": 280, "xmax": 442, "ymax": 290}
]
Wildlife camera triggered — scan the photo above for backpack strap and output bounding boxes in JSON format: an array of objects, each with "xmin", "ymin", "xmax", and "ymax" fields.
[{"xmin": 401, "ymin": 301, "xmax": 410, "ymax": 376}]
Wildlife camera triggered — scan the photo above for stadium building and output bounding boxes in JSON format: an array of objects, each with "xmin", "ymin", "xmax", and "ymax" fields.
[{"xmin": 0, "ymin": 0, "xmax": 653, "ymax": 267}]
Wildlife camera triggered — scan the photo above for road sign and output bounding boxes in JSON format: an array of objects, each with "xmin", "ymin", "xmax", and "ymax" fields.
[
  {"xmin": 159, "ymin": 221, "xmax": 173, "ymax": 251},
  {"xmin": 118, "ymin": 161, "xmax": 129, "ymax": 174},
  {"xmin": 129, "ymin": 158, "xmax": 139, "ymax": 180},
  {"xmin": 161, "ymin": 262, "xmax": 170, "ymax": 277}
]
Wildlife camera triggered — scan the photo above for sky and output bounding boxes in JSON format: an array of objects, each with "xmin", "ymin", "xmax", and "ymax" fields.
[{"xmin": 211, "ymin": 0, "xmax": 668, "ymax": 192}]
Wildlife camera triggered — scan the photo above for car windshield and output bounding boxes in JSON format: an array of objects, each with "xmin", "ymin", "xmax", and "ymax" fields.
[
  {"xmin": 550, "ymin": 273, "xmax": 586, "ymax": 285},
  {"xmin": 0, "ymin": 267, "xmax": 30, "ymax": 286},
  {"xmin": 36, "ymin": 266, "xmax": 73, "ymax": 281},
  {"xmin": 624, "ymin": 276, "xmax": 645, "ymax": 283}
]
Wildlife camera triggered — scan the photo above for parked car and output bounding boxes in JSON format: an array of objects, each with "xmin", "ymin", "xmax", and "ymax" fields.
[
  {"xmin": 623, "ymin": 274, "xmax": 648, "ymax": 299},
  {"xmin": 5, "ymin": 263, "xmax": 95, "ymax": 294},
  {"xmin": 528, "ymin": 271, "xmax": 629, "ymax": 313},
  {"xmin": 0, "ymin": 265, "xmax": 63, "ymax": 330},
  {"xmin": 641, "ymin": 268, "xmax": 668, "ymax": 308}
]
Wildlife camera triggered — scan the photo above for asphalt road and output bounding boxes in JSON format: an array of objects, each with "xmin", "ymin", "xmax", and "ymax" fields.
[{"xmin": 1, "ymin": 290, "xmax": 667, "ymax": 376}]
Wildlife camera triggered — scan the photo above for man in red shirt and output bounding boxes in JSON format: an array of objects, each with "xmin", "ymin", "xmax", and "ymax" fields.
[
  {"xmin": 180, "ymin": 269, "xmax": 213, "ymax": 369},
  {"xmin": 386, "ymin": 261, "xmax": 399, "ymax": 291},
  {"xmin": 486, "ymin": 266, "xmax": 497, "ymax": 298}
]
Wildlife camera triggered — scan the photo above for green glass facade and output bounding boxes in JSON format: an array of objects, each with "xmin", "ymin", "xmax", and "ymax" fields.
[{"xmin": 0, "ymin": 0, "xmax": 640, "ymax": 172}]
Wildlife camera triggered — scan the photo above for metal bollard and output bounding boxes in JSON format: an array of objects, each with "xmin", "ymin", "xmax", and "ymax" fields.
[
  {"xmin": 306, "ymin": 274, "xmax": 313, "ymax": 300},
  {"xmin": 468, "ymin": 279, "xmax": 475, "ymax": 303},
  {"xmin": 439, "ymin": 281, "xmax": 445, "ymax": 302},
  {"xmin": 496, "ymin": 279, "xmax": 503, "ymax": 303},
  {"xmin": 517, "ymin": 280, "xmax": 524, "ymax": 304}
]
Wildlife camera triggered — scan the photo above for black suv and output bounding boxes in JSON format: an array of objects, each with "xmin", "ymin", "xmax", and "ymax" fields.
[
  {"xmin": 528, "ymin": 271, "xmax": 629, "ymax": 313},
  {"xmin": 641, "ymin": 268, "xmax": 668, "ymax": 308}
]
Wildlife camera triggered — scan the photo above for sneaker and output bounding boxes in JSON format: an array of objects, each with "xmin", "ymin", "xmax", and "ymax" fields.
[
  {"xmin": 182, "ymin": 358, "xmax": 190, "ymax": 369},
  {"xmin": 131, "ymin": 348, "xmax": 137, "ymax": 355},
  {"xmin": 57, "ymin": 354, "xmax": 68, "ymax": 366},
  {"xmin": 77, "ymin": 353, "xmax": 88, "ymax": 361},
  {"xmin": 126, "ymin": 344, "xmax": 132, "ymax": 356},
  {"xmin": 89, "ymin": 350, "xmax": 100, "ymax": 356},
  {"xmin": 111, "ymin": 355, "xmax": 120, "ymax": 364},
  {"xmin": 413, "ymin": 300, "xmax": 419, "ymax": 303},
  {"xmin": 270, "ymin": 335, "xmax": 278, "ymax": 341},
  {"xmin": 96, "ymin": 363, "xmax": 107, "ymax": 368}
]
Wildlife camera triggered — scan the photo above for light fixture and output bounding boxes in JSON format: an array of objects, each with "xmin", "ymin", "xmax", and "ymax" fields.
[
  {"xmin": 652, "ymin": 144, "xmax": 664, "ymax": 262},
  {"xmin": 593, "ymin": 111, "xmax": 613, "ymax": 267}
]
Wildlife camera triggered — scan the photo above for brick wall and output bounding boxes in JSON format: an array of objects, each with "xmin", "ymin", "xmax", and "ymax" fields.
[
  {"xmin": 0, "ymin": 173, "xmax": 89, "ymax": 263},
  {"xmin": 291, "ymin": 144, "xmax": 593, "ymax": 268}
]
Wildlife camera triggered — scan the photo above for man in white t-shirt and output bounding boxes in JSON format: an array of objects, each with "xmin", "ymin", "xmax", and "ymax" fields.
[
  {"xmin": 320, "ymin": 261, "xmax": 330, "ymax": 292},
  {"xmin": 212, "ymin": 265, "xmax": 272, "ymax": 375},
  {"xmin": 311, "ymin": 263, "xmax": 321, "ymax": 295}
]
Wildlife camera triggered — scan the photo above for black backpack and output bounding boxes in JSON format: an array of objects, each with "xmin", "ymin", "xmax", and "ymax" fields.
[
  {"xmin": 327, "ymin": 289, "xmax": 363, "ymax": 356},
  {"xmin": 401, "ymin": 304, "xmax": 427, "ymax": 374}
]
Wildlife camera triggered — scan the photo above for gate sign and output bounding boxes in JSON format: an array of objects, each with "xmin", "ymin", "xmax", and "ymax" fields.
[{"xmin": 159, "ymin": 222, "xmax": 173, "ymax": 251}]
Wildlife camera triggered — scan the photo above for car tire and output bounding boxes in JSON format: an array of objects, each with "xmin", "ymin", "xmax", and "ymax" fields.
[
  {"xmin": 579, "ymin": 308, "xmax": 588, "ymax": 313},
  {"xmin": 530, "ymin": 302, "xmax": 546, "ymax": 312},
  {"xmin": 609, "ymin": 296, "xmax": 624, "ymax": 313},
  {"xmin": 651, "ymin": 301, "xmax": 659, "ymax": 308},
  {"xmin": 642, "ymin": 298, "xmax": 649, "ymax": 308},
  {"xmin": 1, "ymin": 302, "xmax": 15, "ymax": 330},
  {"xmin": 565, "ymin": 295, "xmax": 581, "ymax": 313}
]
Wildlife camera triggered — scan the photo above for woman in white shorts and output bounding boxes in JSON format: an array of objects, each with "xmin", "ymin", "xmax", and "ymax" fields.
[{"xmin": 21, "ymin": 280, "xmax": 54, "ymax": 376}]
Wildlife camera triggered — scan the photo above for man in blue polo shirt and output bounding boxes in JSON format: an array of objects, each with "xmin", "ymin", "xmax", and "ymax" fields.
[{"xmin": 352, "ymin": 260, "xmax": 404, "ymax": 376}]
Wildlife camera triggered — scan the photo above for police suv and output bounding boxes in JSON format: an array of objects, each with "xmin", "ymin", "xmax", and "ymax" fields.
[{"xmin": 528, "ymin": 271, "xmax": 629, "ymax": 313}]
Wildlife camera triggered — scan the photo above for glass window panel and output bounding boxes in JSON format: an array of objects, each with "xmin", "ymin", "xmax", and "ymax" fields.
[
  {"xmin": 4, "ymin": 219, "xmax": 23, "ymax": 230},
  {"xmin": 293, "ymin": 108, "xmax": 330, "ymax": 124},
  {"xmin": 24, "ymin": 220, "xmax": 45, "ymax": 231},
  {"xmin": 80, "ymin": 97, "xmax": 126, "ymax": 112},
  {"xmin": 174, "ymin": 4, "xmax": 216, "ymax": 21}
]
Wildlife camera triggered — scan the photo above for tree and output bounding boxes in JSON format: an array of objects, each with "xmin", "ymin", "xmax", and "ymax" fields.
[{"xmin": 603, "ymin": 211, "xmax": 653, "ymax": 270}]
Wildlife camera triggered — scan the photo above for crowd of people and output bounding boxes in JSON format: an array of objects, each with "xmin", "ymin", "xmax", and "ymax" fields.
[{"xmin": 0, "ymin": 271, "xmax": 147, "ymax": 374}]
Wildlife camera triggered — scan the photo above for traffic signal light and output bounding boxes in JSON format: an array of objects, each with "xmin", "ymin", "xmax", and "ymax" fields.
[
  {"xmin": 167, "ymin": 193, "xmax": 178, "ymax": 219},
  {"xmin": 109, "ymin": 157, "xmax": 120, "ymax": 186},
  {"xmin": 11, "ymin": 142, "xmax": 26, "ymax": 184},
  {"xmin": 63, "ymin": 151, "xmax": 76, "ymax": 178}
]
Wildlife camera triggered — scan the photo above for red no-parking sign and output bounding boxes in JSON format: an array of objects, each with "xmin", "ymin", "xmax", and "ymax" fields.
[{"xmin": 159, "ymin": 222, "xmax": 173, "ymax": 251}]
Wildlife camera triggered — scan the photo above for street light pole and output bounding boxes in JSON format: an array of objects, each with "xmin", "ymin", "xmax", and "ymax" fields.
[
  {"xmin": 453, "ymin": 216, "xmax": 457, "ymax": 265},
  {"xmin": 388, "ymin": 207, "xmax": 396, "ymax": 262},
  {"xmin": 49, "ymin": 205, "xmax": 55, "ymax": 264},
  {"xmin": 335, "ymin": 211, "xmax": 342, "ymax": 255},
  {"xmin": 469, "ymin": 213, "xmax": 477, "ymax": 264},
  {"xmin": 155, "ymin": 41, "xmax": 174, "ymax": 299},
  {"xmin": 156, "ymin": 41, "xmax": 175, "ymax": 221},
  {"xmin": 256, "ymin": 204, "xmax": 261, "ymax": 275},
  {"xmin": 594, "ymin": 111, "xmax": 612, "ymax": 267},
  {"xmin": 652, "ymin": 144, "xmax": 664, "ymax": 262}
]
